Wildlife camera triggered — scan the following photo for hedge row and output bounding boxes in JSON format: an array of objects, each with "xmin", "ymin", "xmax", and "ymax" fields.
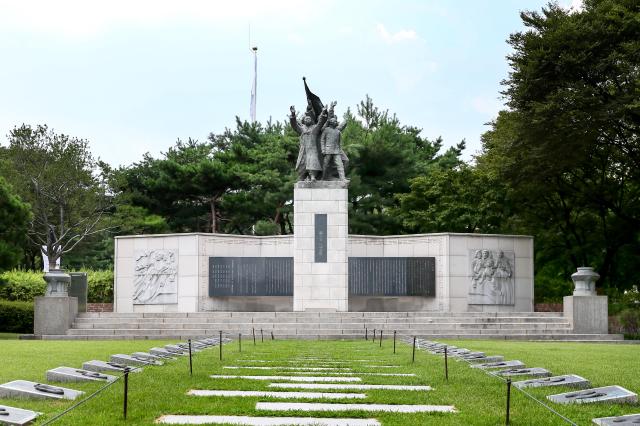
[
  {"xmin": 0, "ymin": 300, "xmax": 33, "ymax": 333},
  {"xmin": 0, "ymin": 269, "xmax": 113, "ymax": 303}
]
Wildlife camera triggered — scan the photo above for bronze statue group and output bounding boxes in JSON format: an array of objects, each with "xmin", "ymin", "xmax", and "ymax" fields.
[{"xmin": 290, "ymin": 78, "xmax": 349, "ymax": 182}]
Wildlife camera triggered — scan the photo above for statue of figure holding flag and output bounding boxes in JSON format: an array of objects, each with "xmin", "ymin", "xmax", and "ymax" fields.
[{"xmin": 290, "ymin": 104, "xmax": 327, "ymax": 182}]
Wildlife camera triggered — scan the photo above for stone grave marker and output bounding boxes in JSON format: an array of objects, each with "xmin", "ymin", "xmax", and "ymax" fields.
[
  {"xmin": 82, "ymin": 360, "xmax": 142, "ymax": 373},
  {"xmin": 0, "ymin": 380, "xmax": 83, "ymax": 400},
  {"xmin": 495, "ymin": 368, "xmax": 551, "ymax": 378},
  {"xmin": 548, "ymin": 386, "xmax": 637, "ymax": 405},
  {"xmin": 209, "ymin": 375, "xmax": 361, "ymax": 382},
  {"xmin": 110, "ymin": 354, "xmax": 160, "ymax": 367},
  {"xmin": 255, "ymin": 402, "xmax": 457, "ymax": 413},
  {"xmin": 150, "ymin": 347, "xmax": 186, "ymax": 357},
  {"xmin": 46, "ymin": 367, "xmax": 117, "ymax": 383},
  {"xmin": 592, "ymin": 413, "xmax": 640, "ymax": 425},
  {"xmin": 514, "ymin": 374, "xmax": 591, "ymax": 389},
  {"xmin": 472, "ymin": 360, "xmax": 524, "ymax": 370},
  {"xmin": 0, "ymin": 404, "xmax": 40, "ymax": 425},
  {"xmin": 132, "ymin": 351, "xmax": 173, "ymax": 361}
]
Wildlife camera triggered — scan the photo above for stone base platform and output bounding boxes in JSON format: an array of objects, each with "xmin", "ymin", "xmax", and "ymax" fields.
[{"xmin": 38, "ymin": 312, "xmax": 625, "ymax": 341}]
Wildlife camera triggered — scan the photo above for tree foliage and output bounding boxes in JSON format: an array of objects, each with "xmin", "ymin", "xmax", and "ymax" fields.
[
  {"xmin": 0, "ymin": 125, "xmax": 110, "ymax": 268},
  {"xmin": 0, "ymin": 177, "xmax": 31, "ymax": 271},
  {"xmin": 478, "ymin": 0, "xmax": 640, "ymax": 291}
]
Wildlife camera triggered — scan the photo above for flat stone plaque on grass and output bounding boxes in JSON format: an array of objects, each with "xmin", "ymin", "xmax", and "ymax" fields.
[
  {"xmin": 463, "ymin": 355, "xmax": 503, "ymax": 364},
  {"xmin": 592, "ymin": 413, "xmax": 640, "ymax": 425},
  {"xmin": 255, "ymin": 402, "xmax": 456, "ymax": 413},
  {"xmin": 0, "ymin": 404, "xmax": 40, "ymax": 425},
  {"xmin": 472, "ymin": 360, "xmax": 524, "ymax": 370},
  {"xmin": 110, "ymin": 354, "xmax": 162, "ymax": 366},
  {"xmin": 150, "ymin": 348, "xmax": 186, "ymax": 357},
  {"xmin": 514, "ymin": 374, "xmax": 591, "ymax": 389},
  {"xmin": 132, "ymin": 352, "xmax": 173, "ymax": 361},
  {"xmin": 548, "ymin": 386, "xmax": 638, "ymax": 405},
  {"xmin": 82, "ymin": 360, "xmax": 142, "ymax": 373},
  {"xmin": 495, "ymin": 368, "xmax": 551, "ymax": 378},
  {"xmin": 157, "ymin": 415, "xmax": 381, "ymax": 425},
  {"xmin": 188, "ymin": 390, "xmax": 366, "ymax": 399},
  {"xmin": 268, "ymin": 383, "xmax": 432, "ymax": 391},
  {"xmin": 209, "ymin": 375, "xmax": 361, "ymax": 382},
  {"xmin": 166, "ymin": 344, "xmax": 198, "ymax": 353},
  {"xmin": 0, "ymin": 380, "xmax": 83, "ymax": 400},
  {"xmin": 46, "ymin": 367, "xmax": 117, "ymax": 383}
]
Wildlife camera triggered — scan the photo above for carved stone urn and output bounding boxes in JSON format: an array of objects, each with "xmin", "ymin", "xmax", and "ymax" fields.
[
  {"xmin": 571, "ymin": 267, "xmax": 599, "ymax": 296},
  {"xmin": 44, "ymin": 269, "xmax": 71, "ymax": 297}
]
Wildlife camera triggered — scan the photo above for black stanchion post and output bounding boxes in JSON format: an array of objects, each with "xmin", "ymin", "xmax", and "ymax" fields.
[
  {"xmin": 412, "ymin": 336, "xmax": 416, "ymax": 363},
  {"xmin": 393, "ymin": 330, "xmax": 396, "ymax": 354},
  {"xmin": 239, "ymin": 333, "xmax": 242, "ymax": 352},
  {"xmin": 123, "ymin": 367, "xmax": 130, "ymax": 419},
  {"xmin": 271, "ymin": 331, "xmax": 274, "ymax": 341},
  {"xmin": 188, "ymin": 339, "xmax": 193, "ymax": 376},
  {"xmin": 506, "ymin": 378, "xmax": 512, "ymax": 425},
  {"xmin": 261, "ymin": 329, "xmax": 264, "ymax": 343},
  {"xmin": 379, "ymin": 330, "xmax": 383, "ymax": 347},
  {"xmin": 252, "ymin": 327, "xmax": 256, "ymax": 345},
  {"xmin": 365, "ymin": 327, "xmax": 368, "ymax": 340},
  {"xmin": 372, "ymin": 329, "xmax": 376, "ymax": 343},
  {"xmin": 219, "ymin": 330, "xmax": 223, "ymax": 361},
  {"xmin": 444, "ymin": 346, "xmax": 448, "ymax": 381}
]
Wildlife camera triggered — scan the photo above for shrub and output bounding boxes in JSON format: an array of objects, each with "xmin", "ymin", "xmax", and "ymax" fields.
[
  {"xmin": 0, "ymin": 270, "xmax": 46, "ymax": 301},
  {"xmin": 0, "ymin": 269, "xmax": 113, "ymax": 303},
  {"xmin": 0, "ymin": 300, "xmax": 33, "ymax": 333},
  {"xmin": 619, "ymin": 308, "xmax": 640, "ymax": 337},
  {"xmin": 86, "ymin": 269, "xmax": 113, "ymax": 303}
]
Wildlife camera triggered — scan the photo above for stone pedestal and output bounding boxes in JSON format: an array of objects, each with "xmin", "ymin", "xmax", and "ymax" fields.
[
  {"xmin": 34, "ymin": 296, "xmax": 78, "ymax": 335},
  {"xmin": 563, "ymin": 295, "xmax": 608, "ymax": 334},
  {"xmin": 571, "ymin": 267, "xmax": 599, "ymax": 296},
  {"xmin": 293, "ymin": 180, "xmax": 348, "ymax": 312}
]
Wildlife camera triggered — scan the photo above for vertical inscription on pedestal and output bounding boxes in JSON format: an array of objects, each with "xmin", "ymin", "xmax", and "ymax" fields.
[{"xmin": 314, "ymin": 214, "xmax": 327, "ymax": 263}]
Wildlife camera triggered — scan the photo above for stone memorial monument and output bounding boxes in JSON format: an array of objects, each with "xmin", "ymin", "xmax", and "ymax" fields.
[
  {"xmin": 112, "ymin": 77, "xmax": 536, "ymax": 315},
  {"xmin": 563, "ymin": 267, "xmax": 608, "ymax": 334}
]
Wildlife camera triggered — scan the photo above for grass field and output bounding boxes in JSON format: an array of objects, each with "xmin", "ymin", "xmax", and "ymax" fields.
[{"xmin": 0, "ymin": 337, "xmax": 638, "ymax": 425}]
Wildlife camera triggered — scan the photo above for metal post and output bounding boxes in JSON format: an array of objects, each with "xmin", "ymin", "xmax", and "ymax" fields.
[
  {"xmin": 188, "ymin": 339, "xmax": 193, "ymax": 376},
  {"xmin": 412, "ymin": 336, "xmax": 416, "ymax": 363},
  {"xmin": 253, "ymin": 327, "xmax": 256, "ymax": 345},
  {"xmin": 239, "ymin": 333, "xmax": 242, "ymax": 352},
  {"xmin": 506, "ymin": 378, "xmax": 512, "ymax": 425},
  {"xmin": 444, "ymin": 346, "xmax": 448, "ymax": 381},
  {"xmin": 219, "ymin": 330, "xmax": 223, "ymax": 361},
  {"xmin": 379, "ymin": 330, "xmax": 383, "ymax": 347},
  {"xmin": 261, "ymin": 329, "xmax": 264, "ymax": 343},
  {"xmin": 271, "ymin": 331, "xmax": 274, "ymax": 341},
  {"xmin": 365, "ymin": 327, "xmax": 368, "ymax": 340},
  {"xmin": 123, "ymin": 368, "xmax": 129, "ymax": 419},
  {"xmin": 393, "ymin": 330, "xmax": 396, "ymax": 354},
  {"xmin": 372, "ymin": 329, "xmax": 376, "ymax": 343}
]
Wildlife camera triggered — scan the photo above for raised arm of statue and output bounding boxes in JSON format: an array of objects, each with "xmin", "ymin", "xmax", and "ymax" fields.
[
  {"xmin": 337, "ymin": 120, "xmax": 347, "ymax": 132},
  {"xmin": 313, "ymin": 107, "xmax": 328, "ymax": 135},
  {"xmin": 289, "ymin": 105, "xmax": 302, "ymax": 135}
]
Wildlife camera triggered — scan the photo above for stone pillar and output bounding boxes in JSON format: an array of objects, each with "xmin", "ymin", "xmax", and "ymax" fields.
[
  {"xmin": 564, "ymin": 267, "xmax": 608, "ymax": 334},
  {"xmin": 293, "ymin": 181, "xmax": 348, "ymax": 312},
  {"xmin": 34, "ymin": 269, "xmax": 78, "ymax": 336}
]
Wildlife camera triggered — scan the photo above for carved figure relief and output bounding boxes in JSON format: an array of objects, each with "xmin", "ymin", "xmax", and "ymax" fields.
[
  {"xmin": 133, "ymin": 249, "xmax": 178, "ymax": 304},
  {"xmin": 468, "ymin": 249, "xmax": 515, "ymax": 305}
]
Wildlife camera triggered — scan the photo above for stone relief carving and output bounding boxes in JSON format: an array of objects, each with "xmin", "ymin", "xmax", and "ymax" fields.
[
  {"xmin": 133, "ymin": 249, "xmax": 178, "ymax": 304},
  {"xmin": 468, "ymin": 249, "xmax": 515, "ymax": 305}
]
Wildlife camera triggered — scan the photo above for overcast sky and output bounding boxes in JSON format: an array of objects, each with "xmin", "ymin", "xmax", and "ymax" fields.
[{"xmin": 0, "ymin": 0, "xmax": 581, "ymax": 167}]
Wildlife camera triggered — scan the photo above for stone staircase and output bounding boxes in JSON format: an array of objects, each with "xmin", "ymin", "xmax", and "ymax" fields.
[{"xmin": 45, "ymin": 312, "xmax": 624, "ymax": 341}]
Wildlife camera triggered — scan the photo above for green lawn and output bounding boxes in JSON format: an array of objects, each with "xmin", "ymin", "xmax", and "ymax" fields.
[
  {"xmin": 0, "ymin": 332, "xmax": 19, "ymax": 339},
  {"xmin": 0, "ymin": 338, "xmax": 638, "ymax": 425}
]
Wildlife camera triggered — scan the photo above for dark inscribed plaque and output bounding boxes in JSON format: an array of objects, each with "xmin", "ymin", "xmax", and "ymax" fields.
[
  {"xmin": 348, "ymin": 257, "xmax": 436, "ymax": 297},
  {"xmin": 315, "ymin": 214, "xmax": 327, "ymax": 263},
  {"xmin": 209, "ymin": 257, "xmax": 293, "ymax": 296}
]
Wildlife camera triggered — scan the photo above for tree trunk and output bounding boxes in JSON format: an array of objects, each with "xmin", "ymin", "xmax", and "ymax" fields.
[{"xmin": 210, "ymin": 197, "xmax": 217, "ymax": 233}]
